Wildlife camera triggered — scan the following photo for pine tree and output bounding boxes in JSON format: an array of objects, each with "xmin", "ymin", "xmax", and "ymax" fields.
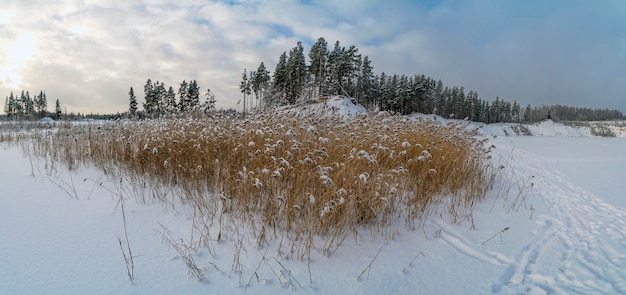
[
  {"xmin": 309, "ymin": 37, "xmax": 328, "ymax": 97},
  {"xmin": 377, "ymin": 72, "xmax": 387, "ymax": 111},
  {"xmin": 254, "ymin": 62, "xmax": 271, "ymax": 109},
  {"xmin": 128, "ymin": 87, "xmax": 137, "ymax": 118},
  {"xmin": 4, "ymin": 97, "xmax": 9, "ymax": 117},
  {"xmin": 345, "ymin": 45, "xmax": 361, "ymax": 97},
  {"xmin": 358, "ymin": 55, "xmax": 374, "ymax": 107},
  {"xmin": 239, "ymin": 69, "xmax": 250, "ymax": 115},
  {"xmin": 249, "ymin": 70, "xmax": 258, "ymax": 109},
  {"xmin": 433, "ymin": 80, "xmax": 444, "ymax": 115},
  {"xmin": 327, "ymin": 41, "xmax": 343, "ymax": 95},
  {"xmin": 55, "ymin": 99, "xmax": 62, "ymax": 120}
]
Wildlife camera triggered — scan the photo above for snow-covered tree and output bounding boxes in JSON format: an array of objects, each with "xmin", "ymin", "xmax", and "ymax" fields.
[
  {"xmin": 128, "ymin": 87, "xmax": 137, "ymax": 118},
  {"xmin": 22, "ymin": 91, "xmax": 36, "ymax": 119},
  {"xmin": 164, "ymin": 86, "xmax": 177, "ymax": 115},
  {"xmin": 203, "ymin": 88, "xmax": 216, "ymax": 113},
  {"xmin": 239, "ymin": 69, "xmax": 251, "ymax": 115},
  {"xmin": 250, "ymin": 62, "xmax": 271, "ymax": 109},
  {"xmin": 286, "ymin": 41, "xmax": 307, "ymax": 104},
  {"xmin": 270, "ymin": 52, "xmax": 288, "ymax": 106},
  {"xmin": 3, "ymin": 97, "xmax": 8, "ymax": 116},
  {"xmin": 143, "ymin": 79, "xmax": 160, "ymax": 117},
  {"xmin": 55, "ymin": 99, "xmax": 62, "ymax": 120},
  {"xmin": 178, "ymin": 80, "xmax": 189, "ymax": 113},
  {"xmin": 309, "ymin": 37, "xmax": 328, "ymax": 97},
  {"xmin": 188, "ymin": 80, "xmax": 200, "ymax": 110},
  {"xmin": 5, "ymin": 92, "xmax": 17, "ymax": 120},
  {"xmin": 154, "ymin": 81, "xmax": 167, "ymax": 115},
  {"xmin": 178, "ymin": 80, "xmax": 200, "ymax": 113},
  {"xmin": 35, "ymin": 91, "xmax": 47, "ymax": 118}
]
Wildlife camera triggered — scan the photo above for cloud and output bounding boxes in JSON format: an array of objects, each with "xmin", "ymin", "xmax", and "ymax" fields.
[
  {"xmin": 426, "ymin": 1, "xmax": 626, "ymax": 110},
  {"xmin": 0, "ymin": 0, "xmax": 625, "ymax": 115}
]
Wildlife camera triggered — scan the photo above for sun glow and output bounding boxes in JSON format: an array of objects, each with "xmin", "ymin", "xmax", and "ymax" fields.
[{"xmin": 0, "ymin": 33, "xmax": 37, "ymax": 89}]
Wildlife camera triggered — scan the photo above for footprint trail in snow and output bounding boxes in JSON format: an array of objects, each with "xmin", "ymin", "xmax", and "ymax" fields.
[{"xmin": 491, "ymin": 142, "xmax": 626, "ymax": 294}]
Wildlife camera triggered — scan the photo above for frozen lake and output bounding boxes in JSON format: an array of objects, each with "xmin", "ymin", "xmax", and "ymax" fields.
[{"xmin": 495, "ymin": 136, "xmax": 626, "ymax": 209}]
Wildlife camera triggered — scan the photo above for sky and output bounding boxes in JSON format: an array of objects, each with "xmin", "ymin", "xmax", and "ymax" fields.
[{"xmin": 0, "ymin": 0, "xmax": 625, "ymax": 115}]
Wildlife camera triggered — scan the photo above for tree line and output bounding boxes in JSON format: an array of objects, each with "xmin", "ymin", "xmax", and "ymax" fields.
[
  {"xmin": 239, "ymin": 37, "xmax": 623, "ymax": 123},
  {"xmin": 522, "ymin": 104, "xmax": 624, "ymax": 122},
  {"xmin": 128, "ymin": 79, "xmax": 217, "ymax": 118},
  {"xmin": 3, "ymin": 90, "xmax": 63, "ymax": 120},
  {"xmin": 6, "ymin": 37, "xmax": 621, "ymax": 123}
]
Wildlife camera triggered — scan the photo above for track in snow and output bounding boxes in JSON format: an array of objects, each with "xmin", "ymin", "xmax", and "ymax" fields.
[{"xmin": 490, "ymin": 142, "xmax": 626, "ymax": 294}]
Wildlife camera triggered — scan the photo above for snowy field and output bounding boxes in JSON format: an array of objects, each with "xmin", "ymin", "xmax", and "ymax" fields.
[{"xmin": 2, "ymin": 117, "xmax": 626, "ymax": 294}]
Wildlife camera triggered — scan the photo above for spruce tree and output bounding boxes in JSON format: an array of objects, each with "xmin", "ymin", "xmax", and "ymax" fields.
[
  {"xmin": 286, "ymin": 41, "xmax": 307, "ymax": 104},
  {"xmin": 7, "ymin": 92, "xmax": 16, "ymax": 120},
  {"xmin": 143, "ymin": 79, "xmax": 157, "ymax": 116},
  {"xmin": 271, "ymin": 52, "xmax": 288, "ymax": 106},
  {"xmin": 164, "ymin": 86, "xmax": 177, "ymax": 115},
  {"xmin": 178, "ymin": 80, "xmax": 189, "ymax": 112},
  {"xmin": 55, "ymin": 99, "xmax": 62, "ymax": 120},
  {"xmin": 35, "ymin": 91, "xmax": 47, "ymax": 118},
  {"xmin": 309, "ymin": 37, "xmax": 328, "ymax": 97},
  {"xmin": 128, "ymin": 87, "xmax": 137, "ymax": 118},
  {"xmin": 23, "ymin": 91, "xmax": 35, "ymax": 119},
  {"xmin": 155, "ymin": 81, "xmax": 167, "ymax": 115},
  {"xmin": 188, "ymin": 80, "xmax": 200, "ymax": 110}
]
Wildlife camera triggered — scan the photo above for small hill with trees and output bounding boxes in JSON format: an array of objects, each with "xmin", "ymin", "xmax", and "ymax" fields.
[{"xmin": 240, "ymin": 37, "xmax": 623, "ymax": 123}]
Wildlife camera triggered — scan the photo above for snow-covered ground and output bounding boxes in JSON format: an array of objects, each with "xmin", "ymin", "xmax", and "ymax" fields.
[
  {"xmin": 490, "ymin": 136, "xmax": 626, "ymax": 294},
  {"xmin": 2, "ymin": 108, "xmax": 626, "ymax": 294}
]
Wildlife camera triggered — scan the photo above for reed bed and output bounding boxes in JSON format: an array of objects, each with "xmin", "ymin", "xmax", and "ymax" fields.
[{"xmin": 1, "ymin": 110, "xmax": 496, "ymax": 258}]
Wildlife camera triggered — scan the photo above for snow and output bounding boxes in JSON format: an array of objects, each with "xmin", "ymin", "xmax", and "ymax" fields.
[
  {"xmin": 2, "ymin": 111, "xmax": 626, "ymax": 294},
  {"xmin": 478, "ymin": 119, "xmax": 626, "ymax": 138},
  {"xmin": 280, "ymin": 96, "xmax": 368, "ymax": 118}
]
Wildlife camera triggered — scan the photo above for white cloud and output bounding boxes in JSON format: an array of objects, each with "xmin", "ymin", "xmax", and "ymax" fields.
[{"xmin": 1, "ymin": 0, "xmax": 625, "ymax": 114}]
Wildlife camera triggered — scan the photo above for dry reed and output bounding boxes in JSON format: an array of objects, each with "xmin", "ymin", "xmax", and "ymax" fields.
[{"xmin": 1, "ymin": 109, "xmax": 496, "ymax": 259}]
